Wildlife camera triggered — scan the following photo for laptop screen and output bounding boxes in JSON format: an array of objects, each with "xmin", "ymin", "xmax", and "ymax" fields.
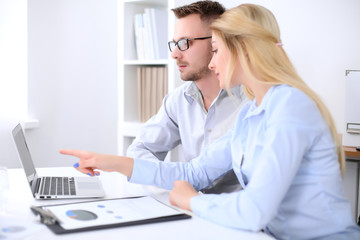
[{"xmin": 12, "ymin": 124, "xmax": 38, "ymax": 193}]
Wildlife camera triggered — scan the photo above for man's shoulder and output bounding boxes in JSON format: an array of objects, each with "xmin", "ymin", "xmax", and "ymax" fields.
[
  {"xmin": 166, "ymin": 81, "xmax": 193, "ymax": 101},
  {"xmin": 221, "ymin": 85, "xmax": 250, "ymax": 107},
  {"xmin": 230, "ymin": 85, "xmax": 246, "ymax": 98},
  {"xmin": 172, "ymin": 81, "xmax": 193, "ymax": 93}
]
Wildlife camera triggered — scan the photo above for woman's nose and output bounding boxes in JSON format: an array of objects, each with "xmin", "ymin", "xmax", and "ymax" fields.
[{"xmin": 208, "ymin": 57, "xmax": 215, "ymax": 70}]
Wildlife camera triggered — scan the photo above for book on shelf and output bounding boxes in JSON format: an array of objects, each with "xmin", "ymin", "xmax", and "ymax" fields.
[
  {"xmin": 151, "ymin": 66, "xmax": 158, "ymax": 117},
  {"xmin": 133, "ymin": 8, "xmax": 168, "ymax": 60},
  {"xmin": 150, "ymin": 8, "xmax": 168, "ymax": 60},
  {"xmin": 144, "ymin": 67, "xmax": 152, "ymax": 122},
  {"xmin": 137, "ymin": 66, "xmax": 168, "ymax": 122},
  {"xmin": 137, "ymin": 67, "xmax": 143, "ymax": 122},
  {"xmin": 143, "ymin": 8, "xmax": 155, "ymax": 59},
  {"xmin": 158, "ymin": 67, "xmax": 168, "ymax": 111},
  {"xmin": 133, "ymin": 13, "xmax": 145, "ymax": 60}
]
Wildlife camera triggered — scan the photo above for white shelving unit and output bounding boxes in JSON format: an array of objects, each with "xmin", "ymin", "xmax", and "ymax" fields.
[{"xmin": 118, "ymin": 0, "xmax": 181, "ymax": 157}]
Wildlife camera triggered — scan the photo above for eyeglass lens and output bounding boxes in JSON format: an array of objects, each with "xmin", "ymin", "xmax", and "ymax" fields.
[
  {"xmin": 168, "ymin": 37, "xmax": 211, "ymax": 52},
  {"xmin": 169, "ymin": 39, "xmax": 189, "ymax": 52},
  {"xmin": 177, "ymin": 39, "xmax": 188, "ymax": 51}
]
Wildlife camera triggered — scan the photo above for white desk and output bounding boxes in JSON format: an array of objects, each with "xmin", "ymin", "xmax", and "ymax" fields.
[
  {"xmin": 343, "ymin": 147, "xmax": 360, "ymax": 221},
  {"xmin": 2, "ymin": 167, "xmax": 274, "ymax": 240}
]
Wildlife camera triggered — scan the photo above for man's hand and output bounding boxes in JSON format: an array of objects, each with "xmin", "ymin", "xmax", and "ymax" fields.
[{"xmin": 169, "ymin": 180, "xmax": 199, "ymax": 211}]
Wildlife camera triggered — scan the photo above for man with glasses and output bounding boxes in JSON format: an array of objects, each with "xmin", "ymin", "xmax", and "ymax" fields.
[{"xmin": 127, "ymin": 0, "xmax": 248, "ymax": 193}]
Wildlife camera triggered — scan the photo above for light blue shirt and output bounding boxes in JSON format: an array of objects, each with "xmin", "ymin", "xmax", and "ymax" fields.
[
  {"xmin": 130, "ymin": 85, "xmax": 360, "ymax": 239},
  {"xmin": 127, "ymin": 81, "xmax": 248, "ymax": 162}
]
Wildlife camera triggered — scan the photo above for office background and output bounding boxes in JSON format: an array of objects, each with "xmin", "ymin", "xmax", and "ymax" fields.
[{"xmin": 1, "ymin": 0, "xmax": 360, "ymax": 168}]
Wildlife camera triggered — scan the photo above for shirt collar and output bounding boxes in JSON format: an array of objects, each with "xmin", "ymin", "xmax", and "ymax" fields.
[
  {"xmin": 184, "ymin": 82, "xmax": 199, "ymax": 104},
  {"xmin": 245, "ymin": 85, "xmax": 278, "ymax": 118},
  {"xmin": 184, "ymin": 82, "xmax": 245, "ymax": 105}
]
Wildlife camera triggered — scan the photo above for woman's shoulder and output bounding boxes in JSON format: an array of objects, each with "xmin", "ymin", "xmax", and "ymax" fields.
[
  {"xmin": 266, "ymin": 85, "xmax": 323, "ymax": 125},
  {"xmin": 272, "ymin": 84, "xmax": 308, "ymax": 101},
  {"xmin": 269, "ymin": 85, "xmax": 315, "ymax": 109}
]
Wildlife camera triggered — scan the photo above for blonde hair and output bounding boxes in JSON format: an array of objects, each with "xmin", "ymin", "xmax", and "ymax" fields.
[{"xmin": 211, "ymin": 4, "xmax": 345, "ymax": 176}]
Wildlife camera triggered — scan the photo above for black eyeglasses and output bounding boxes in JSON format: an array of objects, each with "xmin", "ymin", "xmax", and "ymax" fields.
[{"xmin": 168, "ymin": 36, "xmax": 212, "ymax": 52}]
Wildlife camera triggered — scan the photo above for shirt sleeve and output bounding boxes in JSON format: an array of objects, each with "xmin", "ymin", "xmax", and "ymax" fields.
[
  {"xmin": 129, "ymin": 129, "xmax": 234, "ymax": 190},
  {"xmin": 126, "ymin": 94, "xmax": 181, "ymax": 161},
  {"xmin": 191, "ymin": 122, "xmax": 313, "ymax": 231},
  {"xmin": 191, "ymin": 90, "xmax": 324, "ymax": 231}
]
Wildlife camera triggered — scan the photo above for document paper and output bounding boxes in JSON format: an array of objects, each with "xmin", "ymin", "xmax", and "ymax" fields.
[{"xmin": 44, "ymin": 196, "xmax": 182, "ymax": 230}]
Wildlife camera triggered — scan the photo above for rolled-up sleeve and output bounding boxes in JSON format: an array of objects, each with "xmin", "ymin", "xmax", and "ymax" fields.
[
  {"xmin": 129, "ymin": 129, "xmax": 234, "ymax": 191},
  {"xmin": 126, "ymin": 94, "xmax": 181, "ymax": 161}
]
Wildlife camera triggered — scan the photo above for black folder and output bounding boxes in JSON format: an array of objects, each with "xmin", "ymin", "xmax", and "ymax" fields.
[{"xmin": 30, "ymin": 196, "xmax": 191, "ymax": 234}]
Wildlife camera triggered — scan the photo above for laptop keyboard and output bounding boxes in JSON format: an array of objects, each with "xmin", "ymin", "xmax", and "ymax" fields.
[{"xmin": 40, "ymin": 177, "xmax": 76, "ymax": 196}]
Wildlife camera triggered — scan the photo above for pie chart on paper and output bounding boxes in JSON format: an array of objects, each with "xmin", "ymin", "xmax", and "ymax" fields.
[{"xmin": 66, "ymin": 210, "xmax": 98, "ymax": 221}]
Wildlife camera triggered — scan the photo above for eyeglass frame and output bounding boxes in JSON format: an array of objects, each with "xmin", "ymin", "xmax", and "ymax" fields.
[{"xmin": 168, "ymin": 36, "xmax": 212, "ymax": 52}]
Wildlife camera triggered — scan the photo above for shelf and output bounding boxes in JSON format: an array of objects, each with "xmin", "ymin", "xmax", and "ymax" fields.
[
  {"xmin": 22, "ymin": 119, "xmax": 40, "ymax": 130},
  {"xmin": 124, "ymin": 59, "xmax": 169, "ymax": 65},
  {"xmin": 119, "ymin": 121, "xmax": 143, "ymax": 137},
  {"xmin": 118, "ymin": 0, "xmax": 175, "ymax": 157},
  {"xmin": 124, "ymin": 0, "xmax": 167, "ymax": 7},
  {"xmin": 121, "ymin": 0, "xmax": 169, "ymax": 61}
]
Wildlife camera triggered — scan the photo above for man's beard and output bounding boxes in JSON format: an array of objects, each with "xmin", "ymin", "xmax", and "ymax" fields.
[
  {"xmin": 178, "ymin": 50, "xmax": 213, "ymax": 81},
  {"xmin": 180, "ymin": 65, "xmax": 212, "ymax": 82}
]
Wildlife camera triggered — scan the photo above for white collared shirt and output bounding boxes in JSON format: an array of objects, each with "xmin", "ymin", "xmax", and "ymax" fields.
[{"xmin": 127, "ymin": 81, "xmax": 248, "ymax": 162}]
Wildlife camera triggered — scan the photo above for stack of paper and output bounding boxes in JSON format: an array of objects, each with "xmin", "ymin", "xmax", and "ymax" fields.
[
  {"xmin": 137, "ymin": 66, "xmax": 168, "ymax": 122},
  {"xmin": 134, "ymin": 8, "xmax": 168, "ymax": 60}
]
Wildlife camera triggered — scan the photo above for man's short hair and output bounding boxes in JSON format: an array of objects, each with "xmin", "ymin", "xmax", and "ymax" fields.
[{"xmin": 172, "ymin": 0, "xmax": 225, "ymax": 24}]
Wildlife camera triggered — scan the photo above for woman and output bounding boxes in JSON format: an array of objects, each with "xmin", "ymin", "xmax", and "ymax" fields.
[{"xmin": 61, "ymin": 4, "xmax": 360, "ymax": 239}]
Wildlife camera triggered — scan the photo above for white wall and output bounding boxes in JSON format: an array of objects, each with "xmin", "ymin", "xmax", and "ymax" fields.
[
  {"xmin": 25, "ymin": 0, "xmax": 118, "ymax": 167},
  {"xmin": 0, "ymin": 0, "xmax": 27, "ymax": 168},
  {"xmin": 1, "ymin": 0, "xmax": 360, "ymax": 168},
  {"xmin": 177, "ymin": 0, "xmax": 360, "ymax": 132}
]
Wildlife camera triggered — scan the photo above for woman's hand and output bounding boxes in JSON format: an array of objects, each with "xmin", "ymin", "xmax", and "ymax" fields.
[
  {"xmin": 169, "ymin": 180, "xmax": 199, "ymax": 211},
  {"xmin": 59, "ymin": 149, "xmax": 134, "ymax": 177}
]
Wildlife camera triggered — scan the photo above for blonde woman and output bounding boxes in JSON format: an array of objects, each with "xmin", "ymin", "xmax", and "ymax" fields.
[{"xmin": 61, "ymin": 4, "xmax": 360, "ymax": 239}]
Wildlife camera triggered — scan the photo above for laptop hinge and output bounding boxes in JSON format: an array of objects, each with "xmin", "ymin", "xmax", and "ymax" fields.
[{"xmin": 35, "ymin": 178, "xmax": 41, "ymax": 196}]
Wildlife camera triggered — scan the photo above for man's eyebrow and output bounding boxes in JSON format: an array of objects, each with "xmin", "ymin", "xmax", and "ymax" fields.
[{"xmin": 172, "ymin": 36, "xmax": 190, "ymax": 41}]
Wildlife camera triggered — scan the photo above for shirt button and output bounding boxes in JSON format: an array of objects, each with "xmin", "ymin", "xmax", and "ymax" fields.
[{"xmin": 207, "ymin": 129, "xmax": 212, "ymax": 133}]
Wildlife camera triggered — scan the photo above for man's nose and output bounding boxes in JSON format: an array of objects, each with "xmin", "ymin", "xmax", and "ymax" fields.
[{"xmin": 170, "ymin": 47, "xmax": 182, "ymax": 60}]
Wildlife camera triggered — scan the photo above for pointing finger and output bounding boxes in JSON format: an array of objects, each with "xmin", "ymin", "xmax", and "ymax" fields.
[{"xmin": 60, "ymin": 149, "xmax": 92, "ymax": 159}]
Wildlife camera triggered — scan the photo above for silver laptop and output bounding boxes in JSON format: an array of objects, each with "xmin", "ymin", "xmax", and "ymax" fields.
[{"xmin": 12, "ymin": 123, "xmax": 105, "ymax": 200}]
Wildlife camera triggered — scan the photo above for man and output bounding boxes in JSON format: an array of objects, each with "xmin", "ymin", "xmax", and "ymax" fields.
[{"xmin": 127, "ymin": 0, "xmax": 248, "ymax": 193}]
